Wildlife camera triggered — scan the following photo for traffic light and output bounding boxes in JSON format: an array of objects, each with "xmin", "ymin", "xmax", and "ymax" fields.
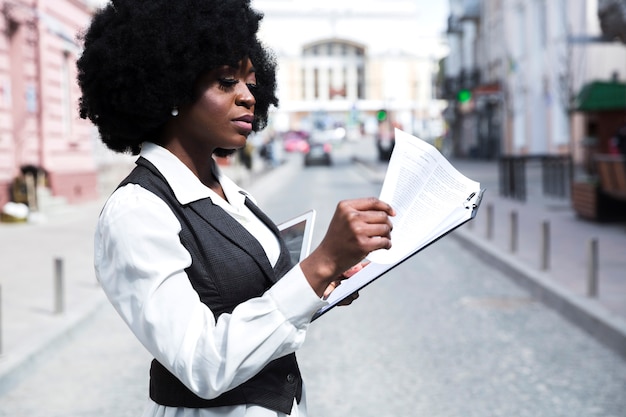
[
  {"xmin": 377, "ymin": 109, "xmax": 388, "ymax": 122},
  {"xmin": 457, "ymin": 89, "xmax": 472, "ymax": 103}
]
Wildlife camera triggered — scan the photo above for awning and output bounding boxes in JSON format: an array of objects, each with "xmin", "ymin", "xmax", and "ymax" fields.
[
  {"xmin": 472, "ymin": 83, "xmax": 502, "ymax": 104},
  {"xmin": 575, "ymin": 80, "xmax": 626, "ymax": 111},
  {"xmin": 473, "ymin": 83, "xmax": 501, "ymax": 96}
]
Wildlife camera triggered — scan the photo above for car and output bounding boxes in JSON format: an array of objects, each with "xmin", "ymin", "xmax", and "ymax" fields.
[
  {"xmin": 282, "ymin": 130, "xmax": 310, "ymax": 153},
  {"xmin": 311, "ymin": 127, "xmax": 346, "ymax": 143},
  {"xmin": 304, "ymin": 141, "xmax": 332, "ymax": 166}
]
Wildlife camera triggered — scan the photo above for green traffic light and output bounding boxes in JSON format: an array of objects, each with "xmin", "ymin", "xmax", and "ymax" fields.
[{"xmin": 458, "ymin": 89, "xmax": 472, "ymax": 103}]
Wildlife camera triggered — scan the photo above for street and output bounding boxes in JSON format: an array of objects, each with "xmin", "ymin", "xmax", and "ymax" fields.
[{"xmin": 1, "ymin": 140, "xmax": 625, "ymax": 417}]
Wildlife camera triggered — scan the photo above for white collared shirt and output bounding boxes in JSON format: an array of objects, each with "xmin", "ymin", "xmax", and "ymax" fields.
[{"xmin": 94, "ymin": 143, "xmax": 327, "ymax": 417}]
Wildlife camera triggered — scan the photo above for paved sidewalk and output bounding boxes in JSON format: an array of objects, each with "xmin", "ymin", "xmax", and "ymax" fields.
[
  {"xmin": 1, "ymin": 144, "xmax": 625, "ymax": 397},
  {"xmin": 251, "ymin": 145, "xmax": 626, "ymax": 359},
  {"xmin": 0, "ymin": 197, "xmax": 110, "ymax": 395},
  {"xmin": 0, "ymin": 156, "xmax": 276, "ymax": 396},
  {"xmin": 352, "ymin": 143, "xmax": 626, "ymax": 360},
  {"xmin": 447, "ymin": 160, "xmax": 626, "ymax": 359}
]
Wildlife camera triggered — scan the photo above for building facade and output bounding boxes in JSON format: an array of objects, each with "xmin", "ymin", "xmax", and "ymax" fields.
[
  {"xmin": 443, "ymin": 0, "xmax": 626, "ymax": 162},
  {"xmin": 253, "ymin": 0, "xmax": 449, "ymax": 143},
  {"xmin": 0, "ymin": 0, "xmax": 453, "ymax": 211},
  {"xmin": 0, "ymin": 0, "xmax": 98, "ymax": 209}
]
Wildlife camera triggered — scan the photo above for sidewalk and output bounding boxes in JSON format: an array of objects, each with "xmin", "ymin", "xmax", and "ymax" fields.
[
  {"xmin": 0, "ymin": 156, "xmax": 276, "ymax": 396},
  {"xmin": 0, "ymin": 197, "xmax": 109, "ymax": 395},
  {"xmin": 446, "ymin": 159, "xmax": 626, "ymax": 360},
  {"xmin": 352, "ymin": 142, "xmax": 626, "ymax": 360},
  {"xmin": 0, "ymin": 145, "xmax": 625, "ymax": 397}
]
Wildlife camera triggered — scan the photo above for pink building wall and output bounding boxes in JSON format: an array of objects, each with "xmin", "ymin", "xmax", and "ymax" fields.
[{"xmin": 0, "ymin": 0, "xmax": 97, "ymax": 207}]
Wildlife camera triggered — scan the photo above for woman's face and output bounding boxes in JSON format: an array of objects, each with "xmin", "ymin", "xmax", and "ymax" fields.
[{"xmin": 177, "ymin": 58, "xmax": 257, "ymax": 153}]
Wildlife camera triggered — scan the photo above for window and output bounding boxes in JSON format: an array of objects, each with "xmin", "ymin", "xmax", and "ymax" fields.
[
  {"xmin": 302, "ymin": 39, "xmax": 366, "ymax": 101},
  {"xmin": 516, "ymin": 5, "xmax": 526, "ymax": 58},
  {"xmin": 536, "ymin": 0, "xmax": 547, "ymax": 49},
  {"xmin": 61, "ymin": 51, "xmax": 73, "ymax": 139}
]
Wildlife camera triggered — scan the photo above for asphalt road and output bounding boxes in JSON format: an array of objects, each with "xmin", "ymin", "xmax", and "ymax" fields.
[{"xmin": 1, "ymin": 141, "xmax": 625, "ymax": 417}]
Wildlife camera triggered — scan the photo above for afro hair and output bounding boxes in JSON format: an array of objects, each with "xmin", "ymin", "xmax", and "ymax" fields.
[{"xmin": 77, "ymin": 0, "xmax": 278, "ymax": 155}]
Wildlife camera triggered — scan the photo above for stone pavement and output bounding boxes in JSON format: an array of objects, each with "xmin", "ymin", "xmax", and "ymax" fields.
[
  {"xmin": 1, "ymin": 143, "xmax": 625, "ymax": 398},
  {"xmin": 0, "ymin": 157, "xmax": 273, "ymax": 397},
  {"xmin": 0, "ymin": 195, "xmax": 110, "ymax": 396},
  {"xmin": 448, "ymin": 159, "xmax": 626, "ymax": 359},
  {"xmin": 352, "ymin": 140, "xmax": 626, "ymax": 360}
]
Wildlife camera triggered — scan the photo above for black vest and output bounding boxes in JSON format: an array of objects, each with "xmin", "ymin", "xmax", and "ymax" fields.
[{"xmin": 119, "ymin": 157, "xmax": 302, "ymax": 414}]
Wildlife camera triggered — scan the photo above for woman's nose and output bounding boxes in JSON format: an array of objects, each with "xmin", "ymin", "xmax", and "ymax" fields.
[{"xmin": 236, "ymin": 84, "xmax": 256, "ymax": 108}]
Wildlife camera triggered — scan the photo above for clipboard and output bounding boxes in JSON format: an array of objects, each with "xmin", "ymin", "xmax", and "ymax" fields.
[{"xmin": 312, "ymin": 189, "xmax": 485, "ymax": 321}]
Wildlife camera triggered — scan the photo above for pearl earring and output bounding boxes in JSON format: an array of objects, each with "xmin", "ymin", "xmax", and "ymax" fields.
[{"xmin": 171, "ymin": 108, "xmax": 179, "ymax": 116}]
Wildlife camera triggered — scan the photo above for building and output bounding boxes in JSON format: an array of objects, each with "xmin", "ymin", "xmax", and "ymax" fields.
[
  {"xmin": 0, "ymin": 0, "xmax": 454, "ymax": 211},
  {"xmin": 252, "ymin": 0, "xmax": 449, "ymax": 143},
  {"xmin": 442, "ymin": 0, "xmax": 626, "ymax": 163},
  {"xmin": 0, "ymin": 0, "xmax": 99, "ymax": 210}
]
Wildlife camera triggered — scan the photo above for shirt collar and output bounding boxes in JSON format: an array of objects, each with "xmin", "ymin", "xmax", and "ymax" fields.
[{"xmin": 139, "ymin": 142, "xmax": 249, "ymax": 208}]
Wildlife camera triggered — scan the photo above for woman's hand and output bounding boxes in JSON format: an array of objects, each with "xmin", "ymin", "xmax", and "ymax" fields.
[
  {"xmin": 322, "ymin": 261, "xmax": 369, "ymax": 305},
  {"xmin": 301, "ymin": 198, "xmax": 395, "ymax": 297}
]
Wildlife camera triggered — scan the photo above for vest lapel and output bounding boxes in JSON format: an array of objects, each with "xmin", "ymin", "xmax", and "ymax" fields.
[
  {"xmin": 134, "ymin": 156, "xmax": 290, "ymax": 284},
  {"xmin": 187, "ymin": 198, "xmax": 276, "ymax": 284},
  {"xmin": 241, "ymin": 194, "xmax": 280, "ymax": 236},
  {"xmin": 243, "ymin": 196, "xmax": 294, "ymax": 279}
]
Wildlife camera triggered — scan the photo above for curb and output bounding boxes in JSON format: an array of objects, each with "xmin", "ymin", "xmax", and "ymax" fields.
[
  {"xmin": 452, "ymin": 227, "xmax": 626, "ymax": 361},
  {"xmin": 0, "ymin": 157, "xmax": 282, "ymax": 397},
  {"xmin": 3, "ymin": 153, "xmax": 623, "ymax": 399},
  {"xmin": 0, "ymin": 293, "xmax": 108, "ymax": 397},
  {"xmin": 352, "ymin": 155, "xmax": 626, "ymax": 360}
]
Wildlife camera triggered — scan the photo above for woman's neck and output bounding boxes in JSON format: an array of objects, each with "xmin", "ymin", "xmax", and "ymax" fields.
[{"xmin": 160, "ymin": 138, "xmax": 227, "ymax": 200}]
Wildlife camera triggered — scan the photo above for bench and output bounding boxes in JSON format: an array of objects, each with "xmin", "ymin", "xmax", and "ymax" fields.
[{"xmin": 571, "ymin": 155, "xmax": 626, "ymax": 221}]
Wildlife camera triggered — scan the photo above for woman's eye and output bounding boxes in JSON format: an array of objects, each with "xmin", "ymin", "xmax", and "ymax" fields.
[
  {"xmin": 218, "ymin": 78, "xmax": 238, "ymax": 88},
  {"xmin": 246, "ymin": 83, "xmax": 258, "ymax": 90}
]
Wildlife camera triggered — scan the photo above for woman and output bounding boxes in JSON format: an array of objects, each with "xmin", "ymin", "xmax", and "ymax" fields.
[{"xmin": 78, "ymin": 1, "xmax": 395, "ymax": 416}]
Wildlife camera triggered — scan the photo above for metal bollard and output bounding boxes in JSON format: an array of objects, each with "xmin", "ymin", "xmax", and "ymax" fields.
[
  {"xmin": 486, "ymin": 204, "xmax": 494, "ymax": 240},
  {"xmin": 509, "ymin": 210, "xmax": 518, "ymax": 253},
  {"xmin": 540, "ymin": 221, "xmax": 550, "ymax": 271},
  {"xmin": 587, "ymin": 238, "xmax": 599, "ymax": 297},
  {"xmin": 54, "ymin": 258, "xmax": 65, "ymax": 314}
]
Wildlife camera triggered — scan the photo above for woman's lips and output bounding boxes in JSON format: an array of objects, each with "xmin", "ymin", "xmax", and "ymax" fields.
[{"xmin": 233, "ymin": 115, "xmax": 254, "ymax": 133}]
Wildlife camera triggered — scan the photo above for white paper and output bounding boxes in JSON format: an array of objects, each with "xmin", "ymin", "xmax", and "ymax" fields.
[
  {"xmin": 315, "ymin": 129, "xmax": 482, "ymax": 319},
  {"xmin": 368, "ymin": 129, "xmax": 480, "ymax": 265}
]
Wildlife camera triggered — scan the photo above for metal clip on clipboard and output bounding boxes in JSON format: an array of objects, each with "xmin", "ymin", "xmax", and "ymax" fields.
[{"xmin": 463, "ymin": 189, "xmax": 485, "ymax": 210}]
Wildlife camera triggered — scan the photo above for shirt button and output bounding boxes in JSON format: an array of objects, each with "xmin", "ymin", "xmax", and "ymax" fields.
[{"xmin": 286, "ymin": 373, "xmax": 296, "ymax": 384}]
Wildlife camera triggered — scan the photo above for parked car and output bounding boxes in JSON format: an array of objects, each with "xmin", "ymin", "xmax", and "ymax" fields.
[
  {"xmin": 282, "ymin": 130, "xmax": 310, "ymax": 153},
  {"xmin": 304, "ymin": 141, "xmax": 332, "ymax": 166},
  {"xmin": 310, "ymin": 127, "xmax": 346, "ymax": 143}
]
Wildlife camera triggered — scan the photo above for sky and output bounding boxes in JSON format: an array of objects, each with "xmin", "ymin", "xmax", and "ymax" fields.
[
  {"xmin": 88, "ymin": 1, "xmax": 450, "ymax": 58},
  {"xmin": 253, "ymin": 0, "xmax": 450, "ymax": 57}
]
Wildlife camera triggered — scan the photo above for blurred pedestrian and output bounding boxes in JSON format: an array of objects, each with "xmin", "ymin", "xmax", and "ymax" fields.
[
  {"xmin": 615, "ymin": 123, "xmax": 626, "ymax": 157},
  {"xmin": 238, "ymin": 142, "xmax": 254, "ymax": 171},
  {"xmin": 77, "ymin": 1, "xmax": 395, "ymax": 416}
]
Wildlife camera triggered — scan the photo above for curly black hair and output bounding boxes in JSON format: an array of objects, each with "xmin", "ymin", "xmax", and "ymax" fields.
[{"xmin": 77, "ymin": 0, "xmax": 278, "ymax": 155}]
